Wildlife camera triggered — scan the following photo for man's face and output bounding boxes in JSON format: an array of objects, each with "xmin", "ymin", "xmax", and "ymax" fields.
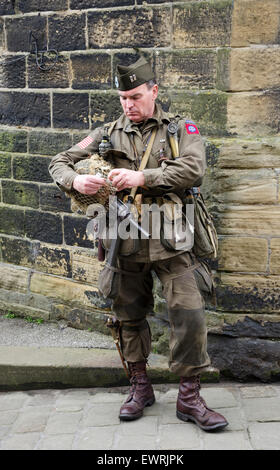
[{"xmin": 118, "ymin": 83, "xmax": 158, "ymax": 123}]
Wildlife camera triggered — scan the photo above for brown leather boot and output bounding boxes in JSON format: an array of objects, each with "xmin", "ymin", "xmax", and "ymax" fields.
[
  {"xmin": 119, "ymin": 361, "xmax": 155, "ymax": 421},
  {"xmin": 176, "ymin": 375, "xmax": 228, "ymax": 431}
]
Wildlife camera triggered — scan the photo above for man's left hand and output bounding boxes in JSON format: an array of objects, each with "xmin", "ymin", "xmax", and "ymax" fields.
[{"xmin": 108, "ymin": 168, "xmax": 145, "ymax": 191}]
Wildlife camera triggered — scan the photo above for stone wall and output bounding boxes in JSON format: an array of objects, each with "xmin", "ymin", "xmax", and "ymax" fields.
[{"xmin": 0, "ymin": 0, "xmax": 279, "ymax": 381}]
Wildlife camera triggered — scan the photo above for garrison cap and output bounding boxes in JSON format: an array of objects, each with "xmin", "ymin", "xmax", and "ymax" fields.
[{"xmin": 115, "ymin": 56, "xmax": 155, "ymax": 91}]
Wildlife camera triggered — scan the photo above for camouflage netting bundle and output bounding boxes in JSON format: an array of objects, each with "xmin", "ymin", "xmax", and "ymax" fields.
[{"xmin": 69, "ymin": 153, "xmax": 117, "ymax": 214}]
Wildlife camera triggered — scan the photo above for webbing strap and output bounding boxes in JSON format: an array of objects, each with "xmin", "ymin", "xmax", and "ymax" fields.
[{"xmin": 129, "ymin": 127, "xmax": 157, "ymax": 201}]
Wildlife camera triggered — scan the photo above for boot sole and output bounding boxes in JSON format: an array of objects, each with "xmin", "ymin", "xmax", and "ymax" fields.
[
  {"xmin": 119, "ymin": 397, "xmax": 155, "ymax": 421},
  {"xmin": 176, "ymin": 410, "xmax": 228, "ymax": 432}
]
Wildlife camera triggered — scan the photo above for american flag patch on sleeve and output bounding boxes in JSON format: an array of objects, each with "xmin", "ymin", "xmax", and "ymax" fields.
[{"xmin": 77, "ymin": 135, "xmax": 94, "ymax": 149}]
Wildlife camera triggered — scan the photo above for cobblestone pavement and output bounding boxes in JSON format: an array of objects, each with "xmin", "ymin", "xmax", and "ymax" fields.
[{"xmin": 0, "ymin": 382, "xmax": 280, "ymax": 451}]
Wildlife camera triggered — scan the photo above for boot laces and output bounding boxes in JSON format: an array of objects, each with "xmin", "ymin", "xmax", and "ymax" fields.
[
  {"xmin": 125, "ymin": 377, "xmax": 137, "ymax": 403},
  {"xmin": 127, "ymin": 362, "xmax": 148, "ymax": 400},
  {"xmin": 193, "ymin": 376, "xmax": 206, "ymax": 409}
]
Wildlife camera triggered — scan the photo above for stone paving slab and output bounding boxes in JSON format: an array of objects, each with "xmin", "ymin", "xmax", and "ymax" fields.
[
  {"xmin": 242, "ymin": 397, "xmax": 280, "ymax": 422},
  {"xmin": 0, "ymin": 383, "xmax": 279, "ymax": 450},
  {"xmin": 248, "ymin": 422, "xmax": 280, "ymax": 451}
]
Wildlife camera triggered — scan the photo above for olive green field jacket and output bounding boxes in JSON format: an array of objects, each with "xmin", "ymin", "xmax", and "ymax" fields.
[{"xmin": 49, "ymin": 103, "xmax": 206, "ymax": 262}]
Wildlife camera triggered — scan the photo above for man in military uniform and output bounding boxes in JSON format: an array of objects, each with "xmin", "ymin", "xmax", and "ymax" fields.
[{"xmin": 49, "ymin": 56, "xmax": 228, "ymax": 432}]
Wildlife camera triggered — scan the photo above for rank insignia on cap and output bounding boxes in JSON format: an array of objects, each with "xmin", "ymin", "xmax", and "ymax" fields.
[
  {"xmin": 77, "ymin": 135, "xmax": 94, "ymax": 149},
  {"xmin": 116, "ymin": 56, "xmax": 154, "ymax": 91},
  {"xmin": 185, "ymin": 120, "xmax": 199, "ymax": 135}
]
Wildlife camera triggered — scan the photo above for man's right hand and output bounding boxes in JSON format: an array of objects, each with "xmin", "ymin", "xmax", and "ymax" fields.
[{"xmin": 73, "ymin": 174, "xmax": 106, "ymax": 195}]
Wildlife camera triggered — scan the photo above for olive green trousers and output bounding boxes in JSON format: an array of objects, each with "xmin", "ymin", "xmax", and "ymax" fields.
[{"xmin": 112, "ymin": 252, "xmax": 211, "ymax": 377}]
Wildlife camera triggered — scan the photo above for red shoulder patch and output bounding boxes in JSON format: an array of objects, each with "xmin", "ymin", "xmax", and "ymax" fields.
[{"xmin": 185, "ymin": 120, "xmax": 199, "ymax": 135}]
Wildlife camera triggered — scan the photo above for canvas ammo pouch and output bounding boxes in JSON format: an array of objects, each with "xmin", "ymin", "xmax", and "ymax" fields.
[{"xmin": 157, "ymin": 192, "xmax": 194, "ymax": 252}]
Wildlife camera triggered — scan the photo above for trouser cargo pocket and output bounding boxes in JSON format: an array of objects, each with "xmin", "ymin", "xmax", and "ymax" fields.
[{"xmin": 193, "ymin": 260, "xmax": 216, "ymax": 305}]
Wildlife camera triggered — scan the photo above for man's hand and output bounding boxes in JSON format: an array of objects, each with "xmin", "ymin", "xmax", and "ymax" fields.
[
  {"xmin": 73, "ymin": 174, "xmax": 106, "ymax": 195},
  {"xmin": 108, "ymin": 168, "xmax": 145, "ymax": 191}
]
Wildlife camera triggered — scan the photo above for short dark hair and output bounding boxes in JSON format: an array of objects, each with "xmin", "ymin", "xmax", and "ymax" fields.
[{"xmin": 146, "ymin": 79, "xmax": 157, "ymax": 90}]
